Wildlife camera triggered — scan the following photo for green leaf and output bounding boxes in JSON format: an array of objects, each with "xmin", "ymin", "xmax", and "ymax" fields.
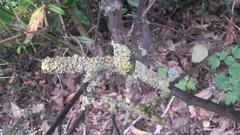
[
  {"xmin": 0, "ymin": 58, "xmax": 8, "ymax": 66},
  {"xmin": 0, "ymin": 78, "xmax": 7, "ymax": 85},
  {"xmin": 208, "ymin": 55, "xmax": 220, "ymax": 69},
  {"xmin": 64, "ymin": 0, "xmax": 76, "ymax": 6},
  {"xmin": 73, "ymin": 8, "xmax": 90, "ymax": 26},
  {"xmin": 224, "ymin": 91, "xmax": 239, "ymax": 105},
  {"xmin": 216, "ymin": 51, "xmax": 228, "ymax": 60},
  {"xmin": 127, "ymin": 0, "xmax": 139, "ymax": 7},
  {"xmin": 158, "ymin": 67, "xmax": 168, "ymax": 78},
  {"xmin": 214, "ymin": 74, "xmax": 231, "ymax": 90},
  {"xmin": 229, "ymin": 63, "xmax": 240, "ymax": 77},
  {"xmin": 16, "ymin": 46, "xmax": 22, "ymax": 55},
  {"xmin": 224, "ymin": 56, "xmax": 236, "ymax": 66},
  {"xmin": 120, "ymin": 8, "xmax": 128, "ymax": 14},
  {"xmin": 186, "ymin": 79, "xmax": 197, "ymax": 91},
  {"xmin": 232, "ymin": 46, "xmax": 240, "ymax": 59},
  {"xmin": 76, "ymin": 36, "xmax": 94, "ymax": 45},
  {"xmin": 184, "ymin": 75, "xmax": 190, "ymax": 81},
  {"xmin": 175, "ymin": 80, "xmax": 187, "ymax": 91},
  {"xmin": 48, "ymin": 4, "xmax": 65, "ymax": 15}
]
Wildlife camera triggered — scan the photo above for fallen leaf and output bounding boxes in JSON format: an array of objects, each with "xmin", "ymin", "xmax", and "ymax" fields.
[
  {"xmin": 195, "ymin": 86, "xmax": 214, "ymax": 100},
  {"xmin": 64, "ymin": 92, "xmax": 75, "ymax": 104},
  {"xmin": 32, "ymin": 103, "xmax": 45, "ymax": 113},
  {"xmin": 225, "ymin": 18, "xmax": 235, "ymax": 45},
  {"xmin": 191, "ymin": 44, "xmax": 208, "ymax": 63},
  {"xmin": 202, "ymin": 120, "xmax": 210, "ymax": 128},
  {"xmin": 140, "ymin": 91, "xmax": 158, "ymax": 104},
  {"xmin": 130, "ymin": 126, "xmax": 151, "ymax": 135},
  {"xmin": 188, "ymin": 105, "xmax": 197, "ymax": 117},
  {"xmin": 41, "ymin": 121, "xmax": 49, "ymax": 134},
  {"xmin": 11, "ymin": 102, "xmax": 24, "ymax": 119}
]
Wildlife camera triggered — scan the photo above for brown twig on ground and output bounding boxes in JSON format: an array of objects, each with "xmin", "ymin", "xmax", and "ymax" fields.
[
  {"xmin": 111, "ymin": 114, "xmax": 121, "ymax": 135},
  {"xmin": 45, "ymin": 82, "xmax": 89, "ymax": 135},
  {"xmin": 66, "ymin": 111, "xmax": 85, "ymax": 135},
  {"xmin": 169, "ymin": 81, "xmax": 240, "ymax": 123}
]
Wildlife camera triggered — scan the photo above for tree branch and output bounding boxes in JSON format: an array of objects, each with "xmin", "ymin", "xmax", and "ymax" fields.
[
  {"xmin": 105, "ymin": 0, "xmax": 124, "ymax": 44},
  {"xmin": 45, "ymin": 82, "xmax": 89, "ymax": 135}
]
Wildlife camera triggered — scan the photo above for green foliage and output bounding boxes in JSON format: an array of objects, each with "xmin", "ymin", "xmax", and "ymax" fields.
[
  {"xmin": 72, "ymin": 6, "xmax": 90, "ymax": 26},
  {"xmin": 175, "ymin": 75, "xmax": 197, "ymax": 91},
  {"xmin": 232, "ymin": 46, "xmax": 240, "ymax": 59},
  {"xmin": 219, "ymin": 0, "xmax": 230, "ymax": 5},
  {"xmin": 48, "ymin": 4, "xmax": 65, "ymax": 15},
  {"xmin": 76, "ymin": 36, "xmax": 94, "ymax": 45},
  {"xmin": 208, "ymin": 55, "xmax": 220, "ymax": 69},
  {"xmin": 127, "ymin": 0, "xmax": 139, "ymax": 7},
  {"xmin": 208, "ymin": 46, "xmax": 240, "ymax": 105},
  {"xmin": 216, "ymin": 51, "xmax": 228, "ymax": 60},
  {"xmin": 158, "ymin": 67, "xmax": 168, "ymax": 78},
  {"xmin": 0, "ymin": 58, "xmax": 8, "ymax": 65}
]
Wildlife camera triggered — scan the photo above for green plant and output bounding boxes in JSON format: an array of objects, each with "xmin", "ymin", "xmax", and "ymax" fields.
[
  {"xmin": 208, "ymin": 46, "xmax": 240, "ymax": 105},
  {"xmin": 175, "ymin": 75, "xmax": 197, "ymax": 91},
  {"xmin": 219, "ymin": 0, "xmax": 230, "ymax": 5},
  {"xmin": 158, "ymin": 67, "xmax": 197, "ymax": 91}
]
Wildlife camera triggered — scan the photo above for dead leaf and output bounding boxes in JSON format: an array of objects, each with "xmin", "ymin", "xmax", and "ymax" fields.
[
  {"xmin": 195, "ymin": 86, "xmax": 214, "ymax": 100},
  {"xmin": 41, "ymin": 121, "xmax": 49, "ymax": 134},
  {"xmin": 202, "ymin": 120, "xmax": 210, "ymax": 128},
  {"xmin": 188, "ymin": 105, "xmax": 197, "ymax": 118},
  {"xmin": 225, "ymin": 18, "xmax": 235, "ymax": 45},
  {"xmin": 24, "ymin": 5, "xmax": 45, "ymax": 43},
  {"xmin": 32, "ymin": 103, "xmax": 45, "ymax": 113},
  {"xmin": 191, "ymin": 44, "xmax": 208, "ymax": 63},
  {"xmin": 64, "ymin": 93, "xmax": 75, "ymax": 104},
  {"xmin": 140, "ymin": 91, "xmax": 158, "ymax": 104},
  {"xmin": 11, "ymin": 102, "xmax": 24, "ymax": 119},
  {"xmin": 130, "ymin": 126, "xmax": 151, "ymax": 135}
]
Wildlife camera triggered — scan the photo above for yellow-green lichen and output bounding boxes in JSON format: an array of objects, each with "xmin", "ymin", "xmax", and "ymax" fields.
[{"xmin": 112, "ymin": 41, "xmax": 133, "ymax": 75}]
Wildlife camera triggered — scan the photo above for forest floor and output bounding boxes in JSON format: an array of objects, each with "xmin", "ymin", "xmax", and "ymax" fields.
[{"xmin": 0, "ymin": 0, "xmax": 240, "ymax": 134}]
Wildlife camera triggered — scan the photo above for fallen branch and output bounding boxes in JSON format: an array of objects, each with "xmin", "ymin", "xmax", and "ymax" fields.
[
  {"xmin": 45, "ymin": 82, "xmax": 89, "ymax": 135},
  {"xmin": 170, "ymin": 84, "xmax": 240, "ymax": 123}
]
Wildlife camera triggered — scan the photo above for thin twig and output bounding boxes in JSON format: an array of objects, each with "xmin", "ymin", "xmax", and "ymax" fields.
[
  {"xmin": 94, "ymin": 2, "xmax": 101, "ymax": 44},
  {"xmin": 0, "ymin": 33, "xmax": 21, "ymax": 44},
  {"xmin": 111, "ymin": 114, "xmax": 121, "ymax": 135},
  {"xmin": 161, "ymin": 96, "xmax": 175, "ymax": 118},
  {"xmin": 123, "ymin": 115, "xmax": 142, "ymax": 134},
  {"xmin": 45, "ymin": 82, "xmax": 89, "ymax": 135}
]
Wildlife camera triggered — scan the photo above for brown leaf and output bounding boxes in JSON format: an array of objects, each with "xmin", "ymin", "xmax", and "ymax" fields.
[
  {"xmin": 41, "ymin": 121, "xmax": 49, "ymax": 134},
  {"xmin": 64, "ymin": 93, "xmax": 75, "ymax": 104},
  {"xmin": 225, "ymin": 18, "xmax": 235, "ymax": 45},
  {"xmin": 11, "ymin": 102, "xmax": 24, "ymax": 119},
  {"xmin": 195, "ymin": 86, "xmax": 214, "ymax": 100},
  {"xmin": 32, "ymin": 103, "xmax": 45, "ymax": 113},
  {"xmin": 130, "ymin": 126, "xmax": 151, "ymax": 135},
  {"xmin": 140, "ymin": 91, "xmax": 158, "ymax": 104}
]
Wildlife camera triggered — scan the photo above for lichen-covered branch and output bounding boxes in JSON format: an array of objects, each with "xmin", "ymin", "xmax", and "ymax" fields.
[
  {"xmin": 41, "ymin": 41, "xmax": 170, "ymax": 125},
  {"xmin": 41, "ymin": 41, "xmax": 170, "ymax": 93}
]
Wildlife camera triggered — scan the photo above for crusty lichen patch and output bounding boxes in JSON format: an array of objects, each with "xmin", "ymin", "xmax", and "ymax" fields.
[
  {"xmin": 41, "ymin": 41, "xmax": 133, "ymax": 76},
  {"xmin": 112, "ymin": 41, "xmax": 133, "ymax": 75},
  {"xmin": 41, "ymin": 55, "xmax": 86, "ymax": 74}
]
